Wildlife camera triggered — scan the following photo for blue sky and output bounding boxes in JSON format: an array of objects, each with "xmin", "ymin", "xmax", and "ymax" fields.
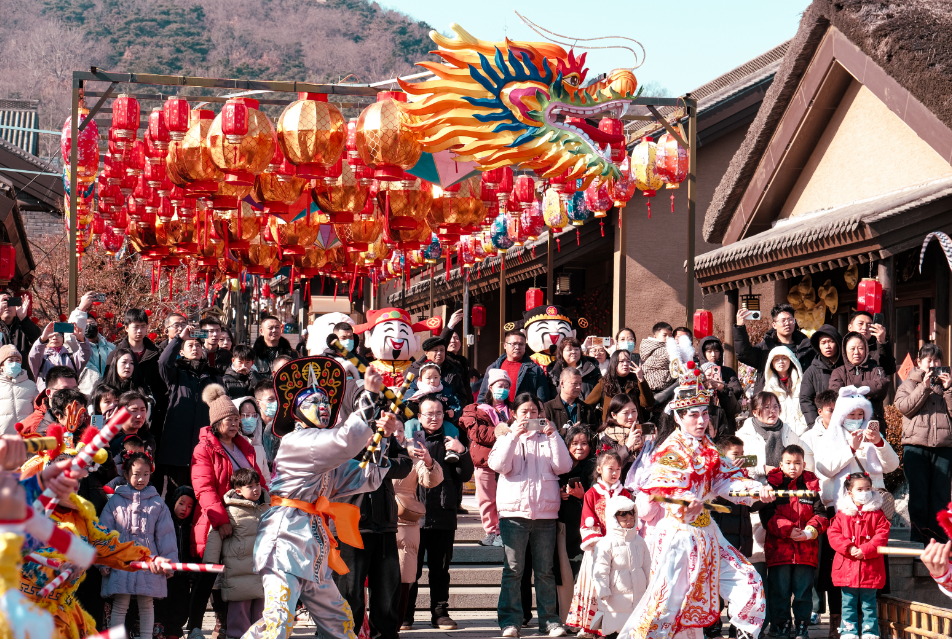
[{"xmin": 388, "ymin": 0, "xmax": 811, "ymax": 95}]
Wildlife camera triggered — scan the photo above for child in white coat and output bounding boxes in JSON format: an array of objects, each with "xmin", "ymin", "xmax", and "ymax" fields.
[{"xmin": 592, "ymin": 494, "xmax": 651, "ymax": 635}]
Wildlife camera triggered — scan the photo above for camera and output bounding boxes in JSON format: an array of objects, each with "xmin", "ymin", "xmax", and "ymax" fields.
[
  {"xmin": 932, "ymin": 366, "xmax": 951, "ymax": 386},
  {"xmin": 6, "ymin": 297, "xmax": 22, "ymax": 307},
  {"xmin": 741, "ymin": 294, "xmax": 761, "ymax": 321},
  {"xmin": 95, "ymin": 293, "xmax": 106, "ymax": 303}
]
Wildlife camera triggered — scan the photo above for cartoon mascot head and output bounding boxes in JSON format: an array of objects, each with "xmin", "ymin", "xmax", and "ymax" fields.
[
  {"xmin": 353, "ymin": 308, "xmax": 443, "ymax": 362},
  {"xmin": 523, "ymin": 305, "xmax": 576, "ymax": 359}
]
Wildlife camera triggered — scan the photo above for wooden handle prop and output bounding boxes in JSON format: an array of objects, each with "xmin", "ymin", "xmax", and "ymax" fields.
[
  {"xmin": 728, "ymin": 490, "xmax": 819, "ymax": 498},
  {"xmin": 358, "ymin": 372, "xmax": 415, "ymax": 470},
  {"xmin": 876, "ymin": 546, "xmax": 929, "ymax": 557},
  {"xmin": 651, "ymin": 494, "xmax": 732, "ymax": 514},
  {"xmin": 327, "ymin": 339, "xmax": 413, "ymax": 419}
]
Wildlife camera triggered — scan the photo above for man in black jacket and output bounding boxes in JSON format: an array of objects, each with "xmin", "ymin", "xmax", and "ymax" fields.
[
  {"xmin": 253, "ymin": 314, "xmax": 293, "ymax": 376},
  {"xmin": 200, "ymin": 316, "xmax": 231, "ymax": 376},
  {"xmin": 799, "ymin": 324, "xmax": 843, "ymax": 426},
  {"xmin": 848, "ymin": 310, "xmax": 897, "ymax": 376},
  {"xmin": 734, "ymin": 303, "xmax": 816, "ymax": 374},
  {"xmin": 222, "ymin": 344, "xmax": 264, "ymax": 399},
  {"xmin": 404, "ymin": 395, "xmax": 473, "ymax": 631},
  {"xmin": 106, "ymin": 308, "xmax": 169, "ymax": 440},
  {"xmin": 543, "ymin": 367, "xmax": 599, "ymax": 431},
  {"xmin": 334, "ymin": 428, "xmax": 413, "ymax": 639}
]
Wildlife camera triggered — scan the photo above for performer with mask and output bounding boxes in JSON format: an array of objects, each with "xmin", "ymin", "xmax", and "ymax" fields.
[
  {"xmin": 620, "ymin": 335, "xmax": 776, "ymax": 639},
  {"xmin": 244, "ymin": 356, "xmax": 401, "ymax": 639}
]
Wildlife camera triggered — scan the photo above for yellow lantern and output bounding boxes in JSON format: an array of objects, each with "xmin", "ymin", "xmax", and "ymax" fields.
[
  {"xmin": 427, "ymin": 176, "xmax": 485, "ymax": 240},
  {"xmin": 157, "ymin": 211, "xmax": 198, "ymax": 256},
  {"xmin": 208, "ymin": 181, "xmax": 253, "ymax": 212},
  {"xmin": 358, "ymin": 236, "xmax": 391, "ymax": 266},
  {"xmin": 355, "ymin": 92, "xmax": 423, "ymax": 181},
  {"xmin": 253, "ymin": 172, "xmax": 310, "ymax": 216},
  {"xmin": 267, "ymin": 209, "xmax": 320, "ymax": 256},
  {"xmin": 631, "ymin": 136, "xmax": 665, "ymax": 218},
  {"xmin": 334, "ymin": 216, "xmax": 383, "ymax": 253},
  {"xmin": 168, "ymin": 109, "xmax": 224, "ymax": 196},
  {"xmin": 377, "ymin": 176, "xmax": 432, "ymax": 250},
  {"xmin": 206, "ymin": 98, "xmax": 275, "ymax": 186},
  {"xmin": 278, "ymin": 93, "xmax": 346, "ymax": 180},
  {"xmin": 312, "ymin": 161, "xmax": 369, "ymax": 224},
  {"xmin": 240, "ymin": 233, "xmax": 280, "ymax": 276}
]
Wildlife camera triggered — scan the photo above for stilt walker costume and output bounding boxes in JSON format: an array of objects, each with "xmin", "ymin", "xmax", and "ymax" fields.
[
  {"xmin": 244, "ymin": 357, "xmax": 396, "ymax": 639},
  {"xmin": 620, "ymin": 336, "xmax": 773, "ymax": 639}
]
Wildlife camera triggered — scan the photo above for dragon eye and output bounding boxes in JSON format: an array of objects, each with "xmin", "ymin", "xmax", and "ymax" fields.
[{"xmin": 565, "ymin": 76, "xmax": 580, "ymax": 87}]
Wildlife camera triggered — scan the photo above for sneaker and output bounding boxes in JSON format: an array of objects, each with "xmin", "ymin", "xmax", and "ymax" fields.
[
  {"xmin": 479, "ymin": 533, "xmax": 497, "ymax": 546},
  {"xmin": 445, "ymin": 451, "xmax": 460, "ymax": 464},
  {"xmin": 400, "ymin": 621, "xmax": 413, "ymax": 631},
  {"xmin": 548, "ymin": 626, "xmax": 567, "ymax": 637},
  {"xmin": 457, "ymin": 504, "xmax": 469, "ymax": 514},
  {"xmin": 811, "ymin": 611, "xmax": 821, "ymax": 625},
  {"xmin": 576, "ymin": 632, "xmax": 595, "ymax": 639},
  {"xmin": 794, "ymin": 620, "xmax": 810, "ymax": 639},
  {"xmin": 433, "ymin": 615, "xmax": 457, "ymax": 630},
  {"xmin": 493, "ymin": 534, "xmax": 503, "ymax": 547},
  {"xmin": 502, "ymin": 627, "xmax": 520, "ymax": 638}
]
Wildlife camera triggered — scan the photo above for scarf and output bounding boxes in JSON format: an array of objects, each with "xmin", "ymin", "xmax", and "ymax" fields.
[
  {"xmin": 408, "ymin": 381, "xmax": 444, "ymax": 403},
  {"xmin": 752, "ymin": 415, "xmax": 785, "ymax": 467}
]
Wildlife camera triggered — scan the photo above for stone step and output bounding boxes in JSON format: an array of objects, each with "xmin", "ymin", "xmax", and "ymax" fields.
[
  {"xmin": 425, "ymin": 542, "xmax": 504, "ymax": 564},
  {"xmin": 421, "ymin": 564, "xmax": 505, "ymax": 586},
  {"xmin": 413, "ymin": 586, "xmax": 535, "ymax": 611}
]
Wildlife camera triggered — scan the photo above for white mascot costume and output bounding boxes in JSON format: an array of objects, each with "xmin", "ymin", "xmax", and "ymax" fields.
[
  {"xmin": 306, "ymin": 312, "xmax": 361, "ymax": 379},
  {"xmin": 353, "ymin": 307, "xmax": 442, "ymax": 389}
]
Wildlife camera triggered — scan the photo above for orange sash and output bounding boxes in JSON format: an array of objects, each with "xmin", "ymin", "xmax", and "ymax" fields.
[{"xmin": 271, "ymin": 495, "xmax": 363, "ymax": 575}]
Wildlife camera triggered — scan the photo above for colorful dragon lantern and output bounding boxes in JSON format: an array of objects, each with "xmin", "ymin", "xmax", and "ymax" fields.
[{"xmin": 399, "ymin": 25, "xmax": 640, "ymax": 187}]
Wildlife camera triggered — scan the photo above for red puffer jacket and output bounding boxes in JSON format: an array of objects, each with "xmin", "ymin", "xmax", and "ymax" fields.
[
  {"xmin": 763, "ymin": 468, "xmax": 828, "ymax": 567},
  {"xmin": 190, "ymin": 426, "xmax": 268, "ymax": 558},
  {"xmin": 459, "ymin": 403, "xmax": 509, "ymax": 469},
  {"xmin": 827, "ymin": 492, "xmax": 890, "ymax": 589}
]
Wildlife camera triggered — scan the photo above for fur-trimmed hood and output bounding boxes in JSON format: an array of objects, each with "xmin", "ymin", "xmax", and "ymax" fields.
[
  {"xmin": 829, "ymin": 385, "xmax": 873, "ymax": 437},
  {"xmin": 604, "ymin": 494, "xmax": 639, "ymax": 541},
  {"xmin": 763, "ymin": 345, "xmax": 803, "ymax": 397},
  {"xmin": 835, "ymin": 490, "xmax": 883, "ymax": 516}
]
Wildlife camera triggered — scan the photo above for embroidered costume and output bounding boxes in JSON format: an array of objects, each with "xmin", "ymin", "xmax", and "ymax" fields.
[
  {"xmin": 566, "ymin": 481, "xmax": 631, "ymax": 636},
  {"xmin": 0, "ymin": 530, "xmax": 54, "ymax": 638},
  {"xmin": 244, "ymin": 357, "xmax": 393, "ymax": 639},
  {"xmin": 620, "ymin": 335, "xmax": 768, "ymax": 639}
]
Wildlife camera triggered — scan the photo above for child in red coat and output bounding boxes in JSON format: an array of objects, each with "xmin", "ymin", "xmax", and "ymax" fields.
[
  {"xmin": 760, "ymin": 445, "xmax": 828, "ymax": 638},
  {"xmin": 827, "ymin": 472, "xmax": 891, "ymax": 639}
]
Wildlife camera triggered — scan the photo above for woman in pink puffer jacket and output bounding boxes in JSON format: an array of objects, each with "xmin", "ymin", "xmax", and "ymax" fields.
[{"xmin": 488, "ymin": 393, "xmax": 572, "ymax": 637}]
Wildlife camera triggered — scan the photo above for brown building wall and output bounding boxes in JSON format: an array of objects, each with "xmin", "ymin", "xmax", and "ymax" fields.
[{"xmin": 623, "ymin": 124, "xmax": 753, "ymax": 355}]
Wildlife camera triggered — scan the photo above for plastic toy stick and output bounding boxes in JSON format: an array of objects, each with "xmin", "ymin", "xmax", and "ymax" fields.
[
  {"xmin": 37, "ymin": 567, "xmax": 72, "ymax": 597},
  {"xmin": 728, "ymin": 489, "xmax": 819, "ymax": 499},
  {"xmin": 128, "ymin": 561, "xmax": 224, "ymax": 573}
]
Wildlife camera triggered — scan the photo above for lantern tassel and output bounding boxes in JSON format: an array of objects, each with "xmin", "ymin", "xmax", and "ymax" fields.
[
  {"xmin": 600, "ymin": 220, "xmax": 605, "ymax": 237},
  {"xmin": 671, "ymin": 193, "xmax": 675, "ymax": 213},
  {"xmin": 186, "ymin": 263, "xmax": 191, "ymax": 291},
  {"xmin": 556, "ymin": 238, "xmax": 561, "ymax": 252},
  {"xmin": 349, "ymin": 263, "xmax": 359, "ymax": 301},
  {"xmin": 334, "ymin": 280, "xmax": 338, "ymax": 301},
  {"xmin": 646, "ymin": 200, "xmax": 652, "ymax": 219},
  {"xmin": 576, "ymin": 228, "xmax": 580, "ymax": 245}
]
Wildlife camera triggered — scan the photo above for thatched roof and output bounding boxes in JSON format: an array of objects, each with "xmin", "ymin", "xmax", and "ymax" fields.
[{"xmin": 703, "ymin": 0, "xmax": 952, "ymax": 244}]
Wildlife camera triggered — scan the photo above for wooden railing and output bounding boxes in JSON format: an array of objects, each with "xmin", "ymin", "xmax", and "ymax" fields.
[{"xmin": 879, "ymin": 596, "xmax": 952, "ymax": 638}]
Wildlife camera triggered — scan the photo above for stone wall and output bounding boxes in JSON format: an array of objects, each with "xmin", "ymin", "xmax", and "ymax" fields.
[{"xmin": 20, "ymin": 210, "xmax": 61, "ymax": 240}]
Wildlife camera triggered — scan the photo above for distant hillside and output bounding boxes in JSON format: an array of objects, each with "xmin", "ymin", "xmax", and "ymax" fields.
[{"xmin": 0, "ymin": 0, "xmax": 436, "ymax": 156}]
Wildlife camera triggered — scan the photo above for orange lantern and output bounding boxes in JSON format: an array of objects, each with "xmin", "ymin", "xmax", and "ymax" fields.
[
  {"xmin": 253, "ymin": 172, "xmax": 309, "ymax": 217},
  {"xmin": 334, "ymin": 216, "xmax": 383, "ymax": 253},
  {"xmin": 278, "ymin": 93, "xmax": 346, "ymax": 180},
  {"xmin": 267, "ymin": 209, "xmax": 320, "ymax": 256},
  {"xmin": 355, "ymin": 92, "xmax": 423, "ymax": 181},
  {"xmin": 294, "ymin": 246, "xmax": 328, "ymax": 277},
  {"xmin": 206, "ymin": 98, "xmax": 275, "ymax": 186},
  {"xmin": 240, "ymin": 234, "xmax": 280, "ymax": 276},
  {"xmin": 857, "ymin": 278, "xmax": 883, "ymax": 314},
  {"xmin": 655, "ymin": 131, "xmax": 689, "ymax": 213},
  {"xmin": 312, "ymin": 161, "xmax": 369, "ymax": 224},
  {"xmin": 207, "ymin": 181, "xmax": 253, "ymax": 212},
  {"xmin": 211, "ymin": 202, "xmax": 261, "ymax": 250},
  {"xmin": 693, "ymin": 309, "xmax": 714, "ymax": 341},
  {"xmin": 427, "ymin": 176, "xmax": 485, "ymax": 240},
  {"xmin": 168, "ymin": 109, "xmax": 224, "ymax": 196},
  {"xmin": 377, "ymin": 176, "xmax": 432, "ymax": 249}
]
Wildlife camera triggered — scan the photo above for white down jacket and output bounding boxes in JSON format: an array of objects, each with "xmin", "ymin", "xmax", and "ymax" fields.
[
  {"xmin": 488, "ymin": 429, "xmax": 572, "ymax": 520},
  {"xmin": 0, "ymin": 370, "xmax": 37, "ymax": 435},
  {"xmin": 592, "ymin": 495, "xmax": 652, "ymax": 634}
]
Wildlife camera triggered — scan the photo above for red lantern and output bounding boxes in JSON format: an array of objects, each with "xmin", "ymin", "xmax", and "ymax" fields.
[
  {"xmin": 857, "ymin": 278, "xmax": 883, "ymax": 314},
  {"xmin": 111, "ymin": 94, "xmax": 141, "ymax": 140},
  {"xmin": 598, "ymin": 117, "xmax": 626, "ymax": 163},
  {"xmin": 693, "ymin": 308, "xmax": 714, "ymax": 341},
  {"xmin": 513, "ymin": 175, "xmax": 536, "ymax": 210},
  {"xmin": 526, "ymin": 287, "xmax": 543, "ymax": 311},
  {"xmin": 148, "ymin": 108, "xmax": 171, "ymax": 150},
  {"xmin": 126, "ymin": 139, "xmax": 145, "ymax": 177},
  {"xmin": 471, "ymin": 303, "xmax": 487, "ymax": 329},
  {"xmin": 0, "ymin": 244, "xmax": 15, "ymax": 282},
  {"xmin": 164, "ymin": 96, "xmax": 190, "ymax": 141},
  {"xmin": 221, "ymin": 99, "xmax": 250, "ymax": 144}
]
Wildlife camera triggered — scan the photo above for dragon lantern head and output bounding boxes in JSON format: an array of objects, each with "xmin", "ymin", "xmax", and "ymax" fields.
[{"xmin": 399, "ymin": 24, "xmax": 640, "ymax": 188}]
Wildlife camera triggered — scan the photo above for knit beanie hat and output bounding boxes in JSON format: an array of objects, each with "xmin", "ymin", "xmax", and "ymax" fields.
[
  {"xmin": 0, "ymin": 345, "xmax": 18, "ymax": 365},
  {"xmin": 487, "ymin": 369, "xmax": 511, "ymax": 387},
  {"xmin": 202, "ymin": 384, "xmax": 238, "ymax": 425}
]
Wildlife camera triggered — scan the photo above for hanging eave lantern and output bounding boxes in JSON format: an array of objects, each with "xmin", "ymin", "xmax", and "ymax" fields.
[
  {"xmin": 278, "ymin": 92, "xmax": 346, "ymax": 180},
  {"xmin": 631, "ymin": 136, "xmax": 665, "ymax": 218}
]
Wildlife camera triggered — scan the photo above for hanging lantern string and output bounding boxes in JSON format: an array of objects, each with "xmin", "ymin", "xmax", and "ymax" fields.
[{"xmin": 514, "ymin": 11, "xmax": 645, "ymax": 70}]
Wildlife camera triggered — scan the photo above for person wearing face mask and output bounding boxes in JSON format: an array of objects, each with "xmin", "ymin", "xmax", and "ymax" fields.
[
  {"xmin": 233, "ymin": 397, "xmax": 270, "ymax": 474},
  {"xmin": 0, "ymin": 344, "xmax": 37, "ymax": 435},
  {"xmin": 253, "ymin": 379, "xmax": 280, "ymax": 464},
  {"xmin": 613, "ymin": 327, "xmax": 639, "ymax": 365},
  {"xmin": 78, "ymin": 311, "xmax": 116, "ymax": 395}
]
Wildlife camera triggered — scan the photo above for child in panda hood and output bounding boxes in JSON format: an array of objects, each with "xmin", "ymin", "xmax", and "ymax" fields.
[{"xmin": 244, "ymin": 356, "xmax": 401, "ymax": 639}]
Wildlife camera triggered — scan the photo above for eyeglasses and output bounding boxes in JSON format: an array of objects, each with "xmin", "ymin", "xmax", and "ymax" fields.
[
  {"xmin": 168, "ymin": 322, "xmax": 186, "ymax": 330},
  {"xmin": 776, "ymin": 317, "xmax": 796, "ymax": 325},
  {"xmin": 420, "ymin": 412, "xmax": 443, "ymax": 419}
]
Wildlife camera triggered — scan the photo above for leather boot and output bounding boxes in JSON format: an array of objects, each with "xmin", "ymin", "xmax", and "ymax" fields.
[{"xmin": 827, "ymin": 614, "xmax": 841, "ymax": 639}]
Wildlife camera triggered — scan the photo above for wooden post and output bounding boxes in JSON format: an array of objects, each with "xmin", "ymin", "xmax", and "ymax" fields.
[
  {"xmin": 934, "ymin": 250, "xmax": 950, "ymax": 358},
  {"xmin": 612, "ymin": 206, "xmax": 626, "ymax": 336},
  {"xmin": 879, "ymin": 255, "xmax": 896, "ymax": 394},
  {"xmin": 547, "ymin": 230, "xmax": 554, "ymax": 304},
  {"xmin": 685, "ymin": 96, "xmax": 698, "ymax": 325},
  {"xmin": 725, "ymin": 289, "xmax": 739, "ymax": 369},
  {"xmin": 499, "ymin": 252, "xmax": 507, "ymax": 352},
  {"xmin": 68, "ymin": 78, "xmax": 80, "ymax": 311},
  {"xmin": 462, "ymin": 269, "xmax": 470, "ymax": 361},
  {"xmin": 428, "ymin": 269, "xmax": 434, "ymax": 316}
]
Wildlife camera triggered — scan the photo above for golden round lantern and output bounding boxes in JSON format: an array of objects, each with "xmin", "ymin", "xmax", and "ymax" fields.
[
  {"xmin": 240, "ymin": 234, "xmax": 280, "ymax": 276},
  {"xmin": 267, "ymin": 209, "xmax": 320, "ymax": 256},
  {"xmin": 321, "ymin": 246, "xmax": 348, "ymax": 277},
  {"xmin": 632, "ymin": 136, "xmax": 665, "ymax": 217},
  {"xmin": 333, "ymin": 216, "xmax": 383, "ymax": 253},
  {"xmin": 211, "ymin": 201, "xmax": 261, "ymax": 250},
  {"xmin": 218, "ymin": 256, "xmax": 243, "ymax": 277},
  {"xmin": 293, "ymin": 246, "xmax": 328, "ymax": 277},
  {"xmin": 312, "ymin": 161, "xmax": 369, "ymax": 224},
  {"xmin": 168, "ymin": 109, "xmax": 224, "ymax": 196},
  {"xmin": 355, "ymin": 92, "xmax": 423, "ymax": 181},
  {"xmin": 277, "ymin": 93, "xmax": 346, "ymax": 180},
  {"xmin": 157, "ymin": 211, "xmax": 198, "ymax": 255},
  {"xmin": 206, "ymin": 98, "xmax": 275, "ymax": 186},
  {"xmin": 427, "ymin": 176, "xmax": 485, "ymax": 240},
  {"xmin": 253, "ymin": 172, "xmax": 310, "ymax": 216},
  {"xmin": 358, "ymin": 236, "xmax": 390, "ymax": 266},
  {"xmin": 376, "ymin": 176, "xmax": 432, "ymax": 250},
  {"xmin": 207, "ymin": 180, "xmax": 253, "ymax": 211}
]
